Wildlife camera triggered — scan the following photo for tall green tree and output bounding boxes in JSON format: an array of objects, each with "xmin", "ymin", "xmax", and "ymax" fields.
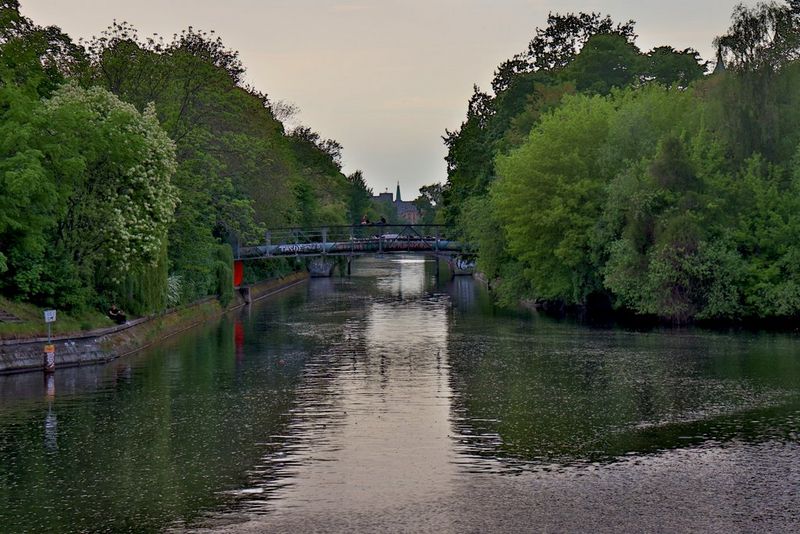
[
  {"xmin": 524, "ymin": 12, "xmax": 636, "ymax": 72},
  {"xmin": 87, "ymin": 23, "xmax": 354, "ymax": 300},
  {"xmin": 492, "ymin": 94, "xmax": 616, "ymax": 304},
  {"xmin": 644, "ymin": 46, "xmax": 706, "ymax": 87},
  {"xmin": 562, "ymin": 33, "xmax": 642, "ymax": 94},
  {"xmin": 713, "ymin": 1, "xmax": 800, "ymax": 161},
  {"xmin": 346, "ymin": 170, "xmax": 372, "ymax": 224},
  {"xmin": 413, "ymin": 183, "xmax": 444, "ymax": 224}
]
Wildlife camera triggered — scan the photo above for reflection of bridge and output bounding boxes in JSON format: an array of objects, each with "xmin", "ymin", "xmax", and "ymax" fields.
[{"xmin": 235, "ymin": 225, "xmax": 473, "ymax": 277}]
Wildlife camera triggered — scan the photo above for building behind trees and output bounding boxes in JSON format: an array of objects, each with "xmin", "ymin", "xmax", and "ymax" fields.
[{"xmin": 371, "ymin": 182, "xmax": 421, "ymax": 224}]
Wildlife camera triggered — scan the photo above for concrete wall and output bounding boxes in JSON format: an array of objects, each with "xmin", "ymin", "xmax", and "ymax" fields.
[
  {"xmin": 0, "ymin": 336, "xmax": 111, "ymax": 374},
  {"xmin": 0, "ymin": 272, "xmax": 308, "ymax": 375}
]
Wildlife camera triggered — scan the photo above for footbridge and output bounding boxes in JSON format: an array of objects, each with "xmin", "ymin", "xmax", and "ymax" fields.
[{"xmin": 235, "ymin": 224, "xmax": 474, "ymax": 277}]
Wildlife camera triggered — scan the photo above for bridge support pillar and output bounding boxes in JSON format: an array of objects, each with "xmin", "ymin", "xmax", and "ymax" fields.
[
  {"xmin": 448, "ymin": 256, "xmax": 476, "ymax": 277},
  {"xmin": 347, "ymin": 257, "xmax": 352, "ymax": 276},
  {"xmin": 308, "ymin": 257, "xmax": 335, "ymax": 277}
]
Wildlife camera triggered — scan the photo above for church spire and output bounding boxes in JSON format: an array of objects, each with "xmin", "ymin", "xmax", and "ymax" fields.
[
  {"xmin": 395, "ymin": 181, "xmax": 401, "ymax": 202},
  {"xmin": 713, "ymin": 47, "xmax": 726, "ymax": 75}
]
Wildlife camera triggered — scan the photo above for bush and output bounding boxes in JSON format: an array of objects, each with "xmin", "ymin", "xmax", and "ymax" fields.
[{"xmin": 214, "ymin": 244, "xmax": 234, "ymax": 307}]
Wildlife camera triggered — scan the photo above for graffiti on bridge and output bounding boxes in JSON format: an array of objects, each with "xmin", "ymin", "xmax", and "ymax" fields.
[{"xmin": 239, "ymin": 236, "xmax": 464, "ymax": 259}]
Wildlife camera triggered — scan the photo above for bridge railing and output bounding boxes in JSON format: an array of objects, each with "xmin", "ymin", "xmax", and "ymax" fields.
[
  {"xmin": 237, "ymin": 224, "xmax": 463, "ymax": 259},
  {"xmin": 262, "ymin": 224, "xmax": 454, "ymax": 246}
]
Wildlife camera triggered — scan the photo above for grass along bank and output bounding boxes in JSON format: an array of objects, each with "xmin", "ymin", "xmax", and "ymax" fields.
[
  {"xmin": 0, "ymin": 297, "xmax": 115, "ymax": 340},
  {"xmin": 0, "ymin": 272, "xmax": 309, "ymax": 374}
]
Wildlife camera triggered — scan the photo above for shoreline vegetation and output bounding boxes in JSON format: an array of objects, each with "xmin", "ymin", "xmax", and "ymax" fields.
[
  {"xmin": 0, "ymin": 272, "xmax": 308, "ymax": 341},
  {"xmin": 0, "ymin": 273, "xmax": 308, "ymax": 374},
  {"xmin": 0, "ymin": 1, "xmax": 380, "ymax": 332},
  {"xmin": 4, "ymin": 1, "xmax": 800, "ymax": 331},
  {"xmin": 0, "ymin": 295, "xmax": 112, "ymax": 339},
  {"xmin": 443, "ymin": 3, "xmax": 800, "ymax": 326}
]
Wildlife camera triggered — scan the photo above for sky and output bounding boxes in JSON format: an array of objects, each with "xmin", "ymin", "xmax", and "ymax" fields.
[{"xmin": 21, "ymin": 0, "xmax": 753, "ymax": 199}]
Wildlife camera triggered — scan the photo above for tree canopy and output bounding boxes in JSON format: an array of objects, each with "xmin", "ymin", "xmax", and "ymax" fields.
[
  {"xmin": 0, "ymin": 3, "xmax": 363, "ymax": 314},
  {"xmin": 443, "ymin": 2, "xmax": 800, "ymax": 323}
]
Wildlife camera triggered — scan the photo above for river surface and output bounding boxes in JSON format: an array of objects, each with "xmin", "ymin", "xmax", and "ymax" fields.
[{"xmin": 1, "ymin": 257, "xmax": 800, "ymax": 533}]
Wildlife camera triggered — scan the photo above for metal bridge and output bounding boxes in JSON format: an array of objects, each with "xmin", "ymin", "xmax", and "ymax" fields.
[{"xmin": 236, "ymin": 224, "xmax": 466, "ymax": 260}]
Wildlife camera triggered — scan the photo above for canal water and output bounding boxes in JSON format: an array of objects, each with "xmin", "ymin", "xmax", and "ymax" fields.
[{"xmin": 1, "ymin": 257, "xmax": 800, "ymax": 532}]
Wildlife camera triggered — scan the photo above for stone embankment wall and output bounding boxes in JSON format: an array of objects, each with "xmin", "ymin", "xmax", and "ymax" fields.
[{"xmin": 0, "ymin": 272, "xmax": 308, "ymax": 375}]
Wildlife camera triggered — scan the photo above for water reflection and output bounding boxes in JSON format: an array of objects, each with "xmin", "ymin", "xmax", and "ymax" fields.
[
  {"xmin": 194, "ymin": 258, "xmax": 800, "ymax": 532},
  {"xmin": 211, "ymin": 258, "xmax": 454, "ymax": 525},
  {"xmin": 445, "ymin": 274, "xmax": 479, "ymax": 310},
  {"xmin": 2, "ymin": 256, "xmax": 800, "ymax": 532},
  {"xmin": 446, "ymin": 311, "xmax": 800, "ymax": 472},
  {"xmin": 0, "ymin": 315, "xmax": 307, "ymax": 533},
  {"xmin": 43, "ymin": 374, "xmax": 57, "ymax": 453}
]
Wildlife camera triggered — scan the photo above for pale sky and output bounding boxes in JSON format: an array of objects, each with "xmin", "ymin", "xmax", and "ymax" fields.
[{"xmin": 21, "ymin": 0, "xmax": 752, "ymax": 199}]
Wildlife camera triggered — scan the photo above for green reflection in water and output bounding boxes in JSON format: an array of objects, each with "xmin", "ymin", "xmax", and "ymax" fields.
[
  {"xmin": 1, "ymin": 259, "xmax": 800, "ymax": 532},
  {"xmin": 446, "ymin": 291, "xmax": 800, "ymax": 467},
  {"xmin": 0, "ymin": 289, "xmax": 315, "ymax": 533}
]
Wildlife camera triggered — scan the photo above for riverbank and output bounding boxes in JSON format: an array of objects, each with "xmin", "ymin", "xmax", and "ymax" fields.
[
  {"xmin": 0, "ymin": 272, "xmax": 308, "ymax": 375},
  {"xmin": 0, "ymin": 296, "xmax": 115, "ymax": 339}
]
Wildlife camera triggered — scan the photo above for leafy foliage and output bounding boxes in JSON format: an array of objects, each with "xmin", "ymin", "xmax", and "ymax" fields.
[
  {"xmin": 441, "ymin": 11, "xmax": 705, "ymax": 226},
  {"xmin": 445, "ymin": 3, "xmax": 800, "ymax": 323},
  {"xmin": 0, "ymin": 4, "xmax": 358, "ymax": 318},
  {"xmin": 493, "ymin": 94, "xmax": 616, "ymax": 304}
]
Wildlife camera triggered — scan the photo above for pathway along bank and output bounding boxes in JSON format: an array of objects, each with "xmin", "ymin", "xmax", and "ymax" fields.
[{"xmin": 0, "ymin": 273, "xmax": 308, "ymax": 375}]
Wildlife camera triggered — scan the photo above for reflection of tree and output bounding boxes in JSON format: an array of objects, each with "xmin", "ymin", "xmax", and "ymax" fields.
[
  {"xmin": 0, "ymin": 316, "xmax": 306, "ymax": 532},
  {"xmin": 447, "ymin": 317, "xmax": 800, "ymax": 468}
]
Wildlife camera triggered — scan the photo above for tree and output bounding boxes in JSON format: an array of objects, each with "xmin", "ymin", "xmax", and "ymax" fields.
[
  {"xmin": 492, "ymin": 94, "xmax": 616, "ymax": 304},
  {"xmin": 346, "ymin": 170, "xmax": 372, "ymax": 224},
  {"xmin": 644, "ymin": 46, "xmax": 706, "ymax": 87},
  {"xmin": 0, "ymin": 83, "xmax": 178, "ymax": 309},
  {"xmin": 413, "ymin": 183, "xmax": 444, "ymax": 224},
  {"xmin": 289, "ymin": 126, "xmax": 343, "ymax": 172},
  {"xmin": 0, "ymin": 86, "xmax": 54, "ymax": 289},
  {"xmin": 442, "ymin": 86, "xmax": 496, "ymax": 224},
  {"xmin": 524, "ymin": 12, "xmax": 636, "ymax": 72},
  {"xmin": 441, "ymin": 12, "xmax": 639, "ymax": 227},
  {"xmin": 711, "ymin": 2, "xmax": 800, "ymax": 161},
  {"xmin": 87, "ymin": 24, "xmax": 353, "ymax": 299},
  {"xmin": 0, "ymin": 0, "xmax": 86, "ymax": 96},
  {"xmin": 2, "ymin": 8, "xmax": 358, "ymax": 313},
  {"xmin": 563, "ymin": 33, "xmax": 643, "ymax": 94},
  {"xmin": 40, "ymin": 85, "xmax": 178, "ymax": 288},
  {"xmin": 441, "ymin": 2, "xmax": 800, "ymax": 323},
  {"xmin": 715, "ymin": 2, "xmax": 800, "ymax": 73}
]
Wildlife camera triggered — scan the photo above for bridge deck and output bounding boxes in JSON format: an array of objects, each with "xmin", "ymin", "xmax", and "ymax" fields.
[{"xmin": 237, "ymin": 224, "xmax": 467, "ymax": 260}]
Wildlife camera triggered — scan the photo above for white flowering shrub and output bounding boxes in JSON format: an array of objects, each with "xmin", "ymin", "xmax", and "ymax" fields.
[{"xmin": 40, "ymin": 84, "xmax": 178, "ymax": 284}]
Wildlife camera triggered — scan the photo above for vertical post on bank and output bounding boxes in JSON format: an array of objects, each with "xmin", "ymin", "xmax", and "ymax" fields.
[{"xmin": 43, "ymin": 309, "xmax": 56, "ymax": 373}]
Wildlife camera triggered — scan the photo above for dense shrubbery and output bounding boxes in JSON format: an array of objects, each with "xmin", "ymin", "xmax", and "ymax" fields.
[
  {"xmin": 0, "ymin": 1, "xmax": 365, "ymax": 315},
  {"xmin": 445, "ymin": 2, "xmax": 800, "ymax": 322}
]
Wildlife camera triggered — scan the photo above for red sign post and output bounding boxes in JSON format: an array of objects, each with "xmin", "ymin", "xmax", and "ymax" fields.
[{"xmin": 233, "ymin": 260, "xmax": 244, "ymax": 287}]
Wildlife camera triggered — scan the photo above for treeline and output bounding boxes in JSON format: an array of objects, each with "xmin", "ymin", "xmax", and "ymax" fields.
[
  {"xmin": 0, "ymin": 1, "xmax": 372, "ymax": 316},
  {"xmin": 443, "ymin": 2, "xmax": 800, "ymax": 323}
]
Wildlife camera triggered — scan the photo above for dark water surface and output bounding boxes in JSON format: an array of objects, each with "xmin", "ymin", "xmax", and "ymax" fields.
[{"xmin": 1, "ymin": 257, "xmax": 800, "ymax": 532}]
